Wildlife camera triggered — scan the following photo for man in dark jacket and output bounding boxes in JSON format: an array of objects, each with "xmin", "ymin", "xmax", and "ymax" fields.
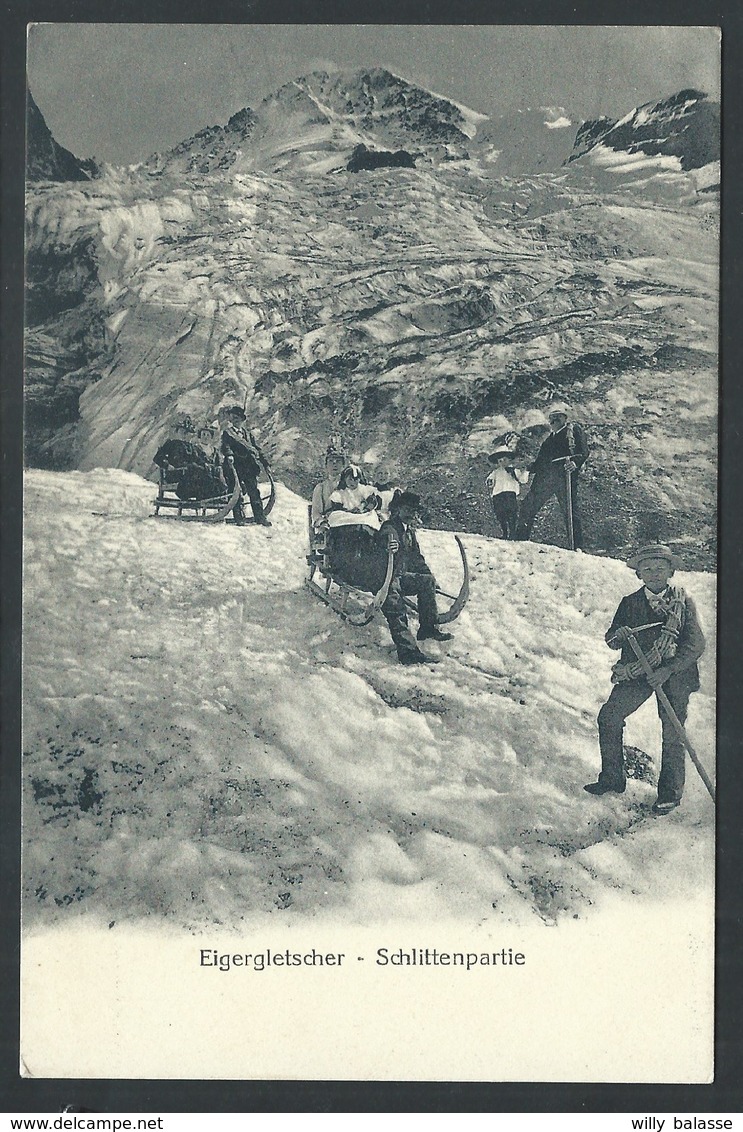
[
  {"xmin": 584, "ymin": 544, "xmax": 706, "ymax": 814},
  {"xmin": 515, "ymin": 402, "xmax": 589, "ymax": 549},
  {"xmin": 377, "ymin": 491, "xmax": 452, "ymax": 666},
  {"xmin": 219, "ymin": 405, "xmax": 271, "ymax": 526}
]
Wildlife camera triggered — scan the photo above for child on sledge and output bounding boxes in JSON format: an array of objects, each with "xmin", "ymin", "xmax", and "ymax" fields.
[
  {"xmin": 584, "ymin": 544, "xmax": 706, "ymax": 815},
  {"xmin": 485, "ymin": 448, "xmax": 529, "ymax": 539},
  {"xmin": 184, "ymin": 423, "xmax": 227, "ymax": 499}
]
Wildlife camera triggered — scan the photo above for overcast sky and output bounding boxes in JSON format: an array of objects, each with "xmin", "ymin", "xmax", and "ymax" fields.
[{"xmin": 27, "ymin": 23, "xmax": 721, "ymax": 165}]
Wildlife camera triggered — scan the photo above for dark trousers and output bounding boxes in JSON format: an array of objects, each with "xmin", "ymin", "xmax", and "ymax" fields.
[
  {"xmin": 225, "ymin": 458, "xmax": 265, "ymax": 522},
  {"xmin": 382, "ymin": 572, "xmax": 438, "ymax": 660},
  {"xmin": 596, "ymin": 675, "xmax": 692, "ymax": 802},
  {"xmin": 515, "ymin": 471, "xmax": 583, "ymax": 548},
  {"xmin": 491, "ymin": 492, "xmax": 519, "ymax": 539}
]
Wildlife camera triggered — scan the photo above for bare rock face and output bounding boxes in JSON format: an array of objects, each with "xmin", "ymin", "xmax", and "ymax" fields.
[
  {"xmin": 569, "ymin": 117, "xmax": 617, "ymax": 162},
  {"xmin": 347, "ymin": 144, "xmax": 416, "ymax": 172},
  {"xmin": 24, "ymin": 73, "xmax": 719, "ymax": 563},
  {"xmin": 26, "ymin": 91, "xmax": 99, "ymax": 183}
]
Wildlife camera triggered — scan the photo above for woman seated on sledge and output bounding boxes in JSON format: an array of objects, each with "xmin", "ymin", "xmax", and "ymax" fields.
[
  {"xmin": 327, "ymin": 465, "xmax": 381, "ymax": 530},
  {"xmin": 311, "ymin": 450, "xmax": 347, "ymax": 531},
  {"xmin": 323, "ymin": 465, "xmax": 384, "ymax": 588},
  {"xmin": 153, "ymin": 417, "xmax": 224, "ymax": 501}
]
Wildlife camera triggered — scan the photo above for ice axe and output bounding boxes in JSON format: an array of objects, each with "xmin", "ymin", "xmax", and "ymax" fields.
[
  {"xmin": 624, "ymin": 625, "xmax": 715, "ymax": 802},
  {"xmin": 552, "ymin": 455, "xmax": 575, "ymax": 550}
]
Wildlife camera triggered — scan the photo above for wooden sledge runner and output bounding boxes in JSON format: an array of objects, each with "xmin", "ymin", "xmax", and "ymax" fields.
[
  {"xmin": 305, "ymin": 507, "xmax": 469, "ymax": 627},
  {"xmin": 153, "ymin": 459, "xmax": 276, "ymax": 524}
]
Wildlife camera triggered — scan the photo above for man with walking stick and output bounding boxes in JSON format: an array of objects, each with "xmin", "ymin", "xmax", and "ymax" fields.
[
  {"xmin": 584, "ymin": 544, "xmax": 708, "ymax": 814},
  {"xmin": 515, "ymin": 402, "xmax": 589, "ymax": 550}
]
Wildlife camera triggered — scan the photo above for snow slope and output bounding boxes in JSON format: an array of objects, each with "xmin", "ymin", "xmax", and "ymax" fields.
[{"xmin": 23, "ymin": 469, "xmax": 716, "ymax": 931}]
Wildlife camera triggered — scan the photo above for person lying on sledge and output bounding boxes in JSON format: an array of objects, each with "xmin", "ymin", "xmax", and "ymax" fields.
[
  {"xmin": 153, "ymin": 417, "xmax": 224, "ymax": 501},
  {"xmin": 378, "ymin": 490, "xmax": 453, "ymax": 666},
  {"xmin": 218, "ymin": 405, "xmax": 272, "ymax": 527}
]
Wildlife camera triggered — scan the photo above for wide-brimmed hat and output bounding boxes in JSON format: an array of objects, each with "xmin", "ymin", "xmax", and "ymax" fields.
[
  {"xmin": 220, "ymin": 404, "xmax": 246, "ymax": 420},
  {"xmin": 488, "ymin": 447, "xmax": 515, "ymax": 462},
  {"xmin": 389, "ymin": 490, "xmax": 422, "ymax": 512},
  {"xmin": 548, "ymin": 401, "xmax": 570, "ymax": 417},
  {"xmin": 626, "ymin": 543, "xmax": 680, "ymax": 570}
]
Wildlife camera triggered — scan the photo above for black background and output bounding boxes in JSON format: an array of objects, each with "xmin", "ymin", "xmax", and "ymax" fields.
[{"xmin": 2, "ymin": 0, "xmax": 741, "ymax": 1113}]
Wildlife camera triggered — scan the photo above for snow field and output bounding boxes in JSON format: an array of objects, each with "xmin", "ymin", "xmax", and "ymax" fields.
[{"xmin": 23, "ymin": 469, "xmax": 715, "ymax": 930}]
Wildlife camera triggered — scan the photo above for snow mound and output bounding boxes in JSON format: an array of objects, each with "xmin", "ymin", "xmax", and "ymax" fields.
[{"xmin": 23, "ymin": 469, "xmax": 715, "ymax": 930}]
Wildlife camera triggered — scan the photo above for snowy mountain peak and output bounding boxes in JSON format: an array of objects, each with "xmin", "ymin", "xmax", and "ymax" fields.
[
  {"xmin": 145, "ymin": 67, "xmax": 483, "ymax": 176},
  {"xmin": 568, "ymin": 89, "xmax": 719, "ymax": 172}
]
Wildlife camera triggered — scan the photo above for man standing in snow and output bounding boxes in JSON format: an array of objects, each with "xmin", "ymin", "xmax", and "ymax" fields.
[
  {"xmin": 219, "ymin": 405, "xmax": 271, "ymax": 527},
  {"xmin": 378, "ymin": 491, "xmax": 452, "ymax": 666},
  {"xmin": 584, "ymin": 544, "xmax": 706, "ymax": 814},
  {"xmin": 515, "ymin": 402, "xmax": 589, "ymax": 549}
]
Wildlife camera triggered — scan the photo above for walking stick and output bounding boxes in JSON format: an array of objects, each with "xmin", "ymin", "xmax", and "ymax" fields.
[
  {"xmin": 625, "ymin": 628, "xmax": 716, "ymax": 802},
  {"xmin": 552, "ymin": 456, "xmax": 575, "ymax": 550}
]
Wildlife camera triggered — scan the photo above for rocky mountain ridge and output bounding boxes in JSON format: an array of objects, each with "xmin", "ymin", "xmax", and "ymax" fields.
[
  {"xmin": 140, "ymin": 71, "xmax": 719, "ymax": 182},
  {"xmin": 143, "ymin": 68, "xmax": 486, "ymax": 177},
  {"xmin": 568, "ymin": 89, "xmax": 720, "ymax": 174},
  {"xmin": 24, "ymin": 74, "xmax": 720, "ymax": 564},
  {"xmin": 26, "ymin": 90, "xmax": 100, "ymax": 183}
]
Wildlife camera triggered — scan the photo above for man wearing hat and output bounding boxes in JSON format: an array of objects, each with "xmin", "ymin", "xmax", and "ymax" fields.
[
  {"xmin": 219, "ymin": 405, "xmax": 271, "ymax": 526},
  {"xmin": 584, "ymin": 544, "xmax": 706, "ymax": 814},
  {"xmin": 515, "ymin": 402, "xmax": 589, "ymax": 549},
  {"xmin": 485, "ymin": 448, "xmax": 529, "ymax": 539},
  {"xmin": 377, "ymin": 491, "xmax": 453, "ymax": 665}
]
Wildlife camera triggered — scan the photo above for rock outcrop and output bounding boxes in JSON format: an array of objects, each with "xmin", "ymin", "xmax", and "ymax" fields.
[
  {"xmin": 347, "ymin": 144, "xmax": 416, "ymax": 172},
  {"xmin": 26, "ymin": 90, "xmax": 99, "ymax": 183}
]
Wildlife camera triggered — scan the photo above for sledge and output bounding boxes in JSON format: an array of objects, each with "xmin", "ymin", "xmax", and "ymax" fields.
[
  {"xmin": 304, "ymin": 507, "xmax": 469, "ymax": 627},
  {"xmin": 224, "ymin": 461, "xmax": 277, "ymax": 524},
  {"xmin": 153, "ymin": 460, "xmax": 276, "ymax": 524},
  {"xmin": 402, "ymin": 535, "xmax": 469, "ymax": 625}
]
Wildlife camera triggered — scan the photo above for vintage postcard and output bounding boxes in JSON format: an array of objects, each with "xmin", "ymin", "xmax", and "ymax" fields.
[{"xmin": 20, "ymin": 23, "xmax": 720, "ymax": 1082}]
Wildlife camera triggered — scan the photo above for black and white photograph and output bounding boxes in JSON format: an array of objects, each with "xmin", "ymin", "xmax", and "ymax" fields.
[{"xmin": 19, "ymin": 22, "xmax": 721, "ymax": 1083}]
